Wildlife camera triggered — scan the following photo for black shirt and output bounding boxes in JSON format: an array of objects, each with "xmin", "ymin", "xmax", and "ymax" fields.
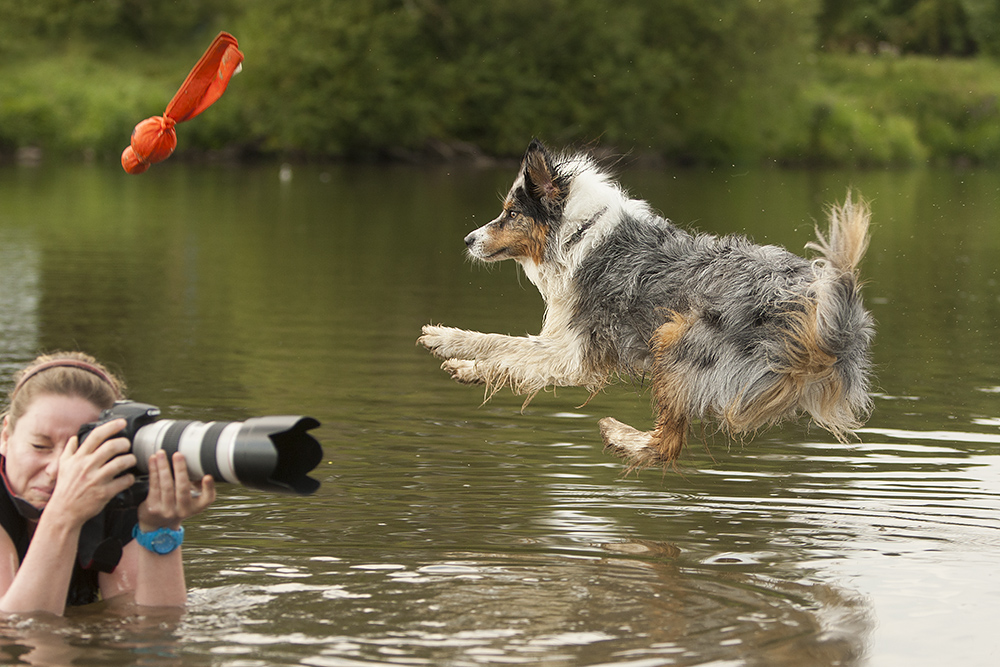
[{"xmin": 0, "ymin": 457, "xmax": 138, "ymax": 606}]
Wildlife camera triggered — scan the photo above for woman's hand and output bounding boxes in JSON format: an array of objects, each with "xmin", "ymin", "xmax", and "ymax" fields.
[
  {"xmin": 137, "ymin": 451, "xmax": 216, "ymax": 531},
  {"xmin": 44, "ymin": 418, "xmax": 137, "ymax": 528},
  {"xmin": 118, "ymin": 452, "xmax": 215, "ymax": 608},
  {"xmin": 2, "ymin": 418, "xmax": 138, "ymax": 615}
]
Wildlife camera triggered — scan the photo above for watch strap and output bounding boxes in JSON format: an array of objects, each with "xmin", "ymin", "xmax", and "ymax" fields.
[{"xmin": 132, "ymin": 524, "xmax": 184, "ymax": 554}]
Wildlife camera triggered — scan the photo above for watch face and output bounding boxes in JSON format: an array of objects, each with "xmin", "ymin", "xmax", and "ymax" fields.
[{"xmin": 150, "ymin": 530, "xmax": 181, "ymax": 554}]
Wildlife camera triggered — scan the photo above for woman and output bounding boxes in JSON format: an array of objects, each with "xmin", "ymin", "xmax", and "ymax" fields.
[{"xmin": 0, "ymin": 352, "xmax": 215, "ymax": 614}]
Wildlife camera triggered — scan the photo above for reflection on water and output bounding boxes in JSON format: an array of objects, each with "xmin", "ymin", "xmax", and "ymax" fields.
[
  {"xmin": 177, "ymin": 552, "xmax": 868, "ymax": 667},
  {"xmin": 0, "ymin": 230, "xmax": 39, "ymax": 378},
  {"xmin": 0, "ymin": 162, "xmax": 999, "ymax": 664},
  {"xmin": 0, "ymin": 604, "xmax": 187, "ymax": 666}
]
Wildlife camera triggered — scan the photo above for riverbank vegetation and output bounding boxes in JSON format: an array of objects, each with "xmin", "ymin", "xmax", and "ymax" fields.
[{"xmin": 2, "ymin": 0, "xmax": 1000, "ymax": 166}]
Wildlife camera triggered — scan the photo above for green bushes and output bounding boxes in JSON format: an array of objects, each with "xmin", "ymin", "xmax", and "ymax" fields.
[
  {"xmin": 4, "ymin": 0, "xmax": 1000, "ymax": 166},
  {"xmin": 817, "ymin": 0, "xmax": 1000, "ymax": 57},
  {"xmin": 0, "ymin": 57, "xmax": 152, "ymax": 155},
  {"xmin": 804, "ymin": 55, "xmax": 1000, "ymax": 165},
  {"xmin": 232, "ymin": 0, "xmax": 818, "ymax": 160}
]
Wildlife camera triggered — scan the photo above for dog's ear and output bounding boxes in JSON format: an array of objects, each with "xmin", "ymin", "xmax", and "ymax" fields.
[{"xmin": 522, "ymin": 139, "xmax": 562, "ymax": 207}]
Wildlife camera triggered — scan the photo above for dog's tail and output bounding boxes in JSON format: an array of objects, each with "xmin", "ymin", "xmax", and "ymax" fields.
[
  {"xmin": 784, "ymin": 191, "xmax": 874, "ymax": 439},
  {"xmin": 747, "ymin": 192, "xmax": 874, "ymax": 442},
  {"xmin": 805, "ymin": 191, "xmax": 871, "ymax": 279}
]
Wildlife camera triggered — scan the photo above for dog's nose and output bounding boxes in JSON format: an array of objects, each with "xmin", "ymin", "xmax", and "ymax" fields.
[{"xmin": 464, "ymin": 231, "xmax": 477, "ymax": 248}]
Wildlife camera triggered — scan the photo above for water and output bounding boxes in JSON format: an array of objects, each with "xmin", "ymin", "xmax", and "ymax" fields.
[{"xmin": 0, "ymin": 161, "xmax": 998, "ymax": 665}]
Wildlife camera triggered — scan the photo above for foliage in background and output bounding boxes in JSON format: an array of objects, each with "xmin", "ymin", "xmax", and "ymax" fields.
[
  {"xmin": 0, "ymin": 0, "xmax": 234, "ymax": 53},
  {"xmin": 817, "ymin": 0, "xmax": 1000, "ymax": 56},
  {"xmin": 2, "ymin": 0, "xmax": 1000, "ymax": 165},
  {"xmin": 233, "ymin": 0, "xmax": 817, "ymax": 160},
  {"xmin": 809, "ymin": 55, "xmax": 1000, "ymax": 165},
  {"xmin": 0, "ymin": 0, "xmax": 241, "ymax": 157}
]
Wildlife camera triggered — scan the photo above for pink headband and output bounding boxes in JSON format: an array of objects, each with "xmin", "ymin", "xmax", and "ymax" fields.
[{"xmin": 11, "ymin": 359, "xmax": 120, "ymax": 400}]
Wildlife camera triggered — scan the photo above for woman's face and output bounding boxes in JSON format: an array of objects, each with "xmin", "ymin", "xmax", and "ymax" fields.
[{"xmin": 0, "ymin": 393, "xmax": 102, "ymax": 509}]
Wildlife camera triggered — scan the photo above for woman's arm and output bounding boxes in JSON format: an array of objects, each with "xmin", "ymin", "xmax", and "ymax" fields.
[
  {"xmin": 0, "ymin": 513, "xmax": 79, "ymax": 614},
  {"xmin": 0, "ymin": 421, "xmax": 135, "ymax": 615},
  {"xmin": 102, "ymin": 539, "xmax": 186, "ymax": 607},
  {"xmin": 102, "ymin": 451, "xmax": 215, "ymax": 607},
  {"xmin": 0, "ymin": 530, "xmax": 19, "ymax": 595}
]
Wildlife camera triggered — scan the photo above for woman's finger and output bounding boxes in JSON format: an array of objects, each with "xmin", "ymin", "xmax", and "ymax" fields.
[
  {"xmin": 153, "ymin": 450, "xmax": 175, "ymax": 505},
  {"xmin": 170, "ymin": 453, "xmax": 193, "ymax": 505},
  {"xmin": 77, "ymin": 418, "xmax": 127, "ymax": 455},
  {"xmin": 178, "ymin": 476, "xmax": 216, "ymax": 517},
  {"xmin": 105, "ymin": 472, "xmax": 136, "ymax": 498},
  {"xmin": 169, "ymin": 454, "xmax": 216, "ymax": 516},
  {"xmin": 61, "ymin": 434, "xmax": 80, "ymax": 461},
  {"xmin": 103, "ymin": 449, "xmax": 138, "ymax": 478},
  {"xmin": 142, "ymin": 451, "xmax": 163, "ymax": 510},
  {"xmin": 91, "ymin": 437, "xmax": 133, "ymax": 468},
  {"xmin": 194, "ymin": 474, "xmax": 217, "ymax": 511}
]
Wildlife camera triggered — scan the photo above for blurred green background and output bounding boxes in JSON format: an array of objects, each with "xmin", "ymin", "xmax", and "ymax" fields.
[{"xmin": 3, "ymin": 0, "xmax": 1000, "ymax": 166}]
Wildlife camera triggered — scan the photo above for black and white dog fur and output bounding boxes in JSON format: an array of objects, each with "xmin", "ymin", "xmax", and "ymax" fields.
[{"xmin": 419, "ymin": 140, "xmax": 874, "ymax": 469}]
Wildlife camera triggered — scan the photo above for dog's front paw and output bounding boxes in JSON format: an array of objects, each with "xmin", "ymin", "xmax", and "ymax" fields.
[
  {"xmin": 418, "ymin": 324, "xmax": 462, "ymax": 360},
  {"xmin": 441, "ymin": 359, "xmax": 485, "ymax": 385}
]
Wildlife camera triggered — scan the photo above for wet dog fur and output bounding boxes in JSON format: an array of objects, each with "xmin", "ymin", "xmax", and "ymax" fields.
[{"xmin": 419, "ymin": 140, "xmax": 874, "ymax": 470}]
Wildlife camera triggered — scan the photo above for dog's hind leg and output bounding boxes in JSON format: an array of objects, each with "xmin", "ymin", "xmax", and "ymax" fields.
[
  {"xmin": 599, "ymin": 416, "xmax": 689, "ymax": 470},
  {"xmin": 601, "ymin": 312, "xmax": 697, "ymax": 469}
]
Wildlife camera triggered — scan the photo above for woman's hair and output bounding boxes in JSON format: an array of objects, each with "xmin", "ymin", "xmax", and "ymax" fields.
[{"xmin": 4, "ymin": 352, "xmax": 125, "ymax": 430}]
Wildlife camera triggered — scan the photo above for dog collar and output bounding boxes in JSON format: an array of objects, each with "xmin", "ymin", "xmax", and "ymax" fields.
[
  {"xmin": 564, "ymin": 206, "xmax": 607, "ymax": 249},
  {"xmin": 132, "ymin": 524, "xmax": 184, "ymax": 554}
]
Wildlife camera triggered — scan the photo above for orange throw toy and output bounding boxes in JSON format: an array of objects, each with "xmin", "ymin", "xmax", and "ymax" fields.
[{"xmin": 121, "ymin": 32, "xmax": 244, "ymax": 174}]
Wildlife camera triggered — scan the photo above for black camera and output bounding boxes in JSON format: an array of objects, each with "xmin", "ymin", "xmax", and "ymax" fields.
[{"xmin": 78, "ymin": 401, "xmax": 324, "ymax": 495}]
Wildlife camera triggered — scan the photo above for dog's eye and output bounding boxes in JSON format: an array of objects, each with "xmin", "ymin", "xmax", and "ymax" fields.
[{"xmin": 508, "ymin": 210, "xmax": 519, "ymax": 220}]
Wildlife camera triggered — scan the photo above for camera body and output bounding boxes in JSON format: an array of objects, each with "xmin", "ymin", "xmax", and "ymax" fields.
[
  {"xmin": 77, "ymin": 400, "xmax": 160, "ymax": 444},
  {"xmin": 78, "ymin": 401, "xmax": 323, "ymax": 495}
]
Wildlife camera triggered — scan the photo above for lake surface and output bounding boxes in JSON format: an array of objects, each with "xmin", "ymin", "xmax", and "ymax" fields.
[{"xmin": 0, "ymin": 160, "xmax": 998, "ymax": 666}]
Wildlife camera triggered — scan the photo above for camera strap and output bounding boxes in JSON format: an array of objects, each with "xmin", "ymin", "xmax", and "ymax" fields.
[{"xmin": 0, "ymin": 456, "xmax": 42, "ymax": 522}]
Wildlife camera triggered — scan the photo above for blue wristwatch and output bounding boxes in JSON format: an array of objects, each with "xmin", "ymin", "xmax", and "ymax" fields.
[{"xmin": 132, "ymin": 524, "xmax": 185, "ymax": 554}]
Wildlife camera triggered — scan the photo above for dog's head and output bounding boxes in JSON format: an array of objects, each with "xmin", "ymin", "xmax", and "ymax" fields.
[{"xmin": 464, "ymin": 139, "xmax": 570, "ymax": 265}]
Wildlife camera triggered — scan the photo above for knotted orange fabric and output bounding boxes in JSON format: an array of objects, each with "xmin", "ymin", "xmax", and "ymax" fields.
[{"xmin": 122, "ymin": 32, "xmax": 244, "ymax": 174}]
